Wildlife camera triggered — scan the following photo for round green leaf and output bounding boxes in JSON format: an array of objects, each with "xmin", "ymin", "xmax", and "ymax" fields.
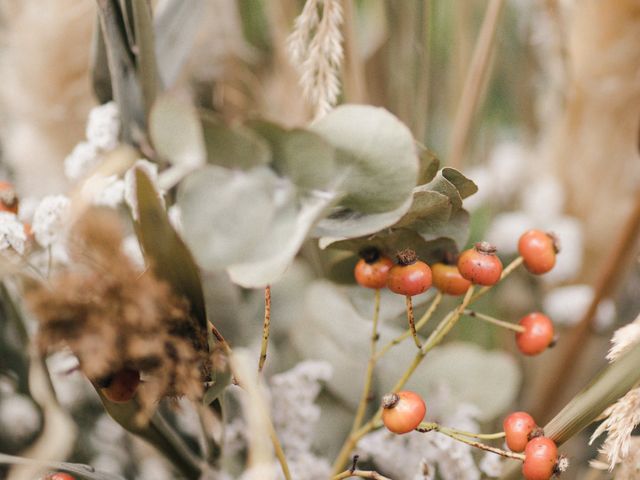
[{"xmin": 309, "ymin": 104, "xmax": 419, "ymax": 213}]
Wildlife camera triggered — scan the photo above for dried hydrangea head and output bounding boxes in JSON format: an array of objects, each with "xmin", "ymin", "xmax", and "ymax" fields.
[{"xmin": 27, "ymin": 208, "xmax": 211, "ymax": 420}]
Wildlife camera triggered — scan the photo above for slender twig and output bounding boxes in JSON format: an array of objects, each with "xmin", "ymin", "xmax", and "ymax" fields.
[
  {"xmin": 464, "ymin": 309, "xmax": 525, "ymax": 333},
  {"xmin": 258, "ymin": 285, "xmax": 271, "ymax": 372},
  {"xmin": 333, "ymin": 469, "xmax": 392, "ymax": 480},
  {"xmin": 351, "ymin": 289, "xmax": 381, "ymax": 433},
  {"xmin": 416, "ymin": 423, "xmax": 523, "ymax": 461},
  {"xmin": 375, "ymin": 291, "xmax": 442, "ymax": 360},
  {"xmin": 209, "ymin": 322, "xmax": 231, "ymax": 353},
  {"xmin": 448, "ymin": 0, "xmax": 505, "ymax": 169},
  {"xmin": 535, "ymin": 190, "xmax": 640, "ymax": 419},
  {"xmin": 406, "ymin": 295, "xmax": 422, "ymax": 348},
  {"xmin": 268, "ymin": 420, "xmax": 292, "ymax": 480}
]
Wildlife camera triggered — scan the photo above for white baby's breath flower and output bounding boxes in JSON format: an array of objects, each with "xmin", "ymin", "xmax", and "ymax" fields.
[
  {"xmin": 607, "ymin": 315, "xmax": 640, "ymax": 362},
  {"xmin": 86, "ymin": 101, "xmax": 121, "ymax": 151},
  {"xmin": 0, "ymin": 393, "xmax": 41, "ymax": 444},
  {"xmin": 543, "ymin": 284, "xmax": 616, "ymax": 331},
  {"xmin": 479, "ymin": 452, "xmax": 503, "ymax": 477},
  {"xmin": 487, "ymin": 142, "xmax": 529, "ymax": 202},
  {"xmin": 270, "ymin": 360, "xmax": 332, "ymax": 455},
  {"xmin": 64, "ymin": 141, "xmax": 101, "ymax": 181},
  {"xmin": 590, "ymin": 387, "xmax": 640, "ymax": 470},
  {"xmin": 540, "ymin": 216, "xmax": 583, "ymax": 284},
  {"xmin": 31, "ymin": 194, "xmax": 70, "ymax": 248},
  {"xmin": 124, "ymin": 159, "xmax": 161, "ymax": 220},
  {"xmin": 0, "ymin": 211, "xmax": 27, "ymax": 255}
]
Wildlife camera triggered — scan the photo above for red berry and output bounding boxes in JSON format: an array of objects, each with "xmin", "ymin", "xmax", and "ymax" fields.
[
  {"xmin": 522, "ymin": 437, "xmax": 558, "ymax": 480},
  {"xmin": 101, "ymin": 368, "xmax": 140, "ymax": 403},
  {"xmin": 431, "ymin": 263, "xmax": 471, "ymax": 296},
  {"xmin": 0, "ymin": 181, "xmax": 18, "ymax": 214},
  {"xmin": 387, "ymin": 249, "xmax": 432, "ymax": 296},
  {"xmin": 354, "ymin": 248, "xmax": 394, "ymax": 289},
  {"xmin": 47, "ymin": 474, "xmax": 76, "ymax": 480},
  {"xmin": 381, "ymin": 391, "xmax": 426, "ymax": 434},
  {"xmin": 516, "ymin": 313, "xmax": 555, "ymax": 356},
  {"xmin": 457, "ymin": 242, "xmax": 503, "ymax": 286},
  {"xmin": 518, "ymin": 230, "xmax": 559, "ymax": 275},
  {"xmin": 503, "ymin": 411, "xmax": 537, "ymax": 452}
]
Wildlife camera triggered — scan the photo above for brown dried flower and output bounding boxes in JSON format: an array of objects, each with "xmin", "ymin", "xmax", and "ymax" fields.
[{"xmin": 26, "ymin": 209, "xmax": 210, "ymax": 418}]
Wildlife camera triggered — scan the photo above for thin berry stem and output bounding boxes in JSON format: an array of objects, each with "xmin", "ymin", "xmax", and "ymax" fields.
[
  {"xmin": 375, "ymin": 291, "xmax": 442, "ymax": 360},
  {"xmin": 416, "ymin": 422, "xmax": 524, "ymax": 461},
  {"xmin": 351, "ymin": 289, "xmax": 382, "ymax": 433},
  {"xmin": 464, "ymin": 309, "xmax": 525, "ymax": 333},
  {"xmin": 406, "ymin": 295, "xmax": 422, "ymax": 348},
  {"xmin": 258, "ymin": 285, "xmax": 271, "ymax": 372}
]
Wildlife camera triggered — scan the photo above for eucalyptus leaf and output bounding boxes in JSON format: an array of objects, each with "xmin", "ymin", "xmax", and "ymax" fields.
[
  {"xmin": 249, "ymin": 120, "xmax": 338, "ymax": 191},
  {"xmin": 315, "ymin": 194, "xmax": 414, "ymax": 241},
  {"xmin": 201, "ymin": 113, "xmax": 271, "ymax": 170},
  {"xmin": 309, "ymin": 104, "xmax": 419, "ymax": 213},
  {"xmin": 227, "ymin": 190, "xmax": 335, "ymax": 287},
  {"xmin": 417, "ymin": 148, "xmax": 440, "ymax": 184},
  {"xmin": 442, "ymin": 167, "xmax": 478, "ymax": 199},
  {"xmin": 417, "ymin": 208, "xmax": 471, "ymax": 250},
  {"xmin": 424, "ymin": 170, "xmax": 463, "ymax": 211},
  {"xmin": 150, "ymin": 95, "xmax": 206, "ymax": 167},
  {"xmin": 393, "ymin": 188, "xmax": 451, "ymax": 229},
  {"xmin": 154, "ymin": 0, "xmax": 206, "ymax": 86},
  {"xmin": 135, "ymin": 169, "xmax": 207, "ymax": 326},
  {"xmin": 178, "ymin": 165, "xmax": 278, "ymax": 270}
]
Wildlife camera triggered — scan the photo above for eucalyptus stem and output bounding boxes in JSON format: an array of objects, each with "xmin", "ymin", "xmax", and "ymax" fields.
[
  {"xmin": 351, "ymin": 289, "xmax": 382, "ymax": 433},
  {"xmin": 416, "ymin": 423, "xmax": 523, "ymax": 460},
  {"xmin": 258, "ymin": 285, "xmax": 271, "ymax": 372},
  {"xmin": 464, "ymin": 309, "xmax": 525, "ymax": 333},
  {"xmin": 406, "ymin": 295, "xmax": 422, "ymax": 348},
  {"xmin": 375, "ymin": 291, "xmax": 442, "ymax": 360}
]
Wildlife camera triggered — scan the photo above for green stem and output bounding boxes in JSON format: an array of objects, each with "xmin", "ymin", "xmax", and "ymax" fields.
[
  {"xmin": 375, "ymin": 292, "xmax": 442, "ymax": 360},
  {"xmin": 351, "ymin": 289, "xmax": 382, "ymax": 433},
  {"xmin": 464, "ymin": 309, "xmax": 525, "ymax": 333},
  {"xmin": 406, "ymin": 295, "xmax": 422, "ymax": 348},
  {"xmin": 416, "ymin": 422, "xmax": 523, "ymax": 460}
]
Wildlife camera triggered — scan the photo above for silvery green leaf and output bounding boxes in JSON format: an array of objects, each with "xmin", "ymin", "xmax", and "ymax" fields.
[
  {"xmin": 442, "ymin": 167, "xmax": 478, "ymax": 199},
  {"xmin": 149, "ymin": 95, "xmax": 206, "ymax": 167},
  {"xmin": 227, "ymin": 190, "xmax": 335, "ymax": 288},
  {"xmin": 178, "ymin": 165, "xmax": 278, "ymax": 271}
]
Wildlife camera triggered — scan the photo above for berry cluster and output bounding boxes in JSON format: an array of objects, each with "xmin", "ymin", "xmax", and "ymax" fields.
[{"xmin": 356, "ymin": 230, "xmax": 564, "ymax": 479}]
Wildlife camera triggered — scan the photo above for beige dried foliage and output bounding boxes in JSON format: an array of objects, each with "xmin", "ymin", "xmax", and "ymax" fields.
[
  {"xmin": 540, "ymin": 0, "xmax": 640, "ymax": 278},
  {"xmin": 590, "ymin": 387, "xmax": 640, "ymax": 470},
  {"xmin": 0, "ymin": 0, "xmax": 95, "ymax": 196},
  {"xmin": 607, "ymin": 314, "xmax": 640, "ymax": 363},
  {"xmin": 26, "ymin": 209, "xmax": 211, "ymax": 417}
]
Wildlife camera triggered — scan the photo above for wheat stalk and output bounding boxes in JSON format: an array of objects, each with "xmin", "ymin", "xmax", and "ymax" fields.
[{"xmin": 287, "ymin": 0, "xmax": 344, "ymax": 120}]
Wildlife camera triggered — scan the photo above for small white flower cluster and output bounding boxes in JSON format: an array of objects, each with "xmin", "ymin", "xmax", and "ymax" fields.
[
  {"xmin": 64, "ymin": 101, "xmax": 121, "ymax": 182},
  {"xmin": 0, "ymin": 211, "xmax": 26, "ymax": 255},
  {"xmin": 270, "ymin": 359, "xmax": 332, "ymax": 455},
  {"xmin": 31, "ymin": 194, "xmax": 70, "ymax": 248},
  {"xmin": 358, "ymin": 388, "xmax": 483, "ymax": 480}
]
